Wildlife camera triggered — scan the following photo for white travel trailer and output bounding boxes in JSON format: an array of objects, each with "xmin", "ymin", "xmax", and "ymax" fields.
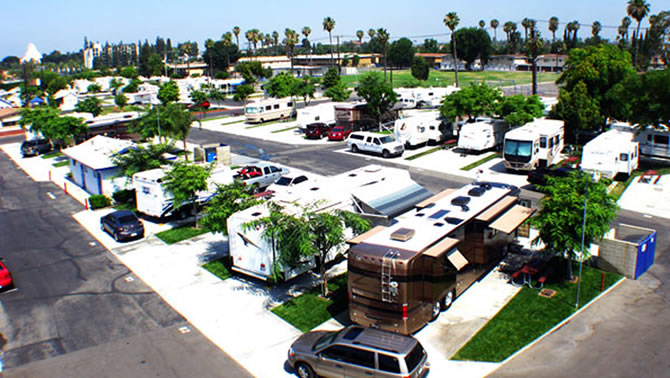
[
  {"xmin": 457, "ymin": 119, "xmax": 507, "ymax": 152},
  {"xmin": 227, "ymin": 165, "xmax": 433, "ymax": 281},
  {"xmin": 581, "ymin": 128, "xmax": 639, "ymax": 179},
  {"xmin": 394, "ymin": 86, "xmax": 459, "ymax": 109},
  {"xmin": 296, "ymin": 102, "xmax": 338, "ymax": 131},
  {"xmin": 245, "ymin": 97, "xmax": 295, "ymax": 123},
  {"xmin": 133, "ymin": 165, "xmax": 233, "ymax": 218},
  {"xmin": 503, "ymin": 119, "xmax": 565, "ymax": 171},
  {"xmin": 635, "ymin": 125, "xmax": 670, "ymax": 159},
  {"xmin": 393, "ymin": 111, "xmax": 446, "ymax": 148}
]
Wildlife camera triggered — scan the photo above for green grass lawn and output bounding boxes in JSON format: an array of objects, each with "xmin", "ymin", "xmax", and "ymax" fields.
[
  {"xmin": 460, "ymin": 152, "xmax": 501, "ymax": 171},
  {"xmin": 245, "ymin": 118, "xmax": 296, "ymax": 129},
  {"xmin": 203, "ymin": 258, "xmax": 234, "ymax": 281},
  {"xmin": 611, "ymin": 160, "xmax": 670, "ymax": 200},
  {"xmin": 271, "ymin": 273, "xmax": 348, "ymax": 333},
  {"xmin": 156, "ymin": 223, "xmax": 209, "ymax": 245},
  {"xmin": 340, "ymin": 70, "xmax": 558, "ymax": 89},
  {"xmin": 52, "ymin": 160, "xmax": 70, "ymax": 167},
  {"xmin": 272, "ymin": 126, "xmax": 297, "ymax": 133},
  {"xmin": 452, "ymin": 261, "xmax": 622, "ymax": 362},
  {"xmin": 41, "ymin": 151, "xmax": 64, "ymax": 159},
  {"xmin": 113, "ymin": 202, "xmax": 138, "ymax": 212},
  {"xmin": 405, "ymin": 146, "xmax": 443, "ymax": 161}
]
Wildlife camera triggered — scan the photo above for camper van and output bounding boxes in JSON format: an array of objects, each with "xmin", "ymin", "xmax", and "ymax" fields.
[
  {"xmin": 296, "ymin": 102, "xmax": 338, "ymax": 132},
  {"xmin": 133, "ymin": 165, "xmax": 233, "ymax": 218},
  {"xmin": 227, "ymin": 165, "xmax": 433, "ymax": 281},
  {"xmin": 393, "ymin": 112, "xmax": 448, "ymax": 148},
  {"xmin": 503, "ymin": 119, "xmax": 564, "ymax": 172},
  {"xmin": 457, "ymin": 119, "xmax": 508, "ymax": 152},
  {"xmin": 636, "ymin": 125, "xmax": 670, "ymax": 159},
  {"xmin": 347, "ymin": 181, "xmax": 533, "ymax": 335},
  {"xmin": 244, "ymin": 97, "xmax": 295, "ymax": 123},
  {"xmin": 581, "ymin": 128, "xmax": 639, "ymax": 179}
]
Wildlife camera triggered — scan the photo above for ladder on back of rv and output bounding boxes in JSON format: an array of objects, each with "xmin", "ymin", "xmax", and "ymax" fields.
[{"xmin": 381, "ymin": 249, "xmax": 399, "ymax": 303}]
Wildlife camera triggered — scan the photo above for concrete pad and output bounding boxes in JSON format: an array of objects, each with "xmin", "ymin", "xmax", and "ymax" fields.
[{"xmin": 618, "ymin": 174, "xmax": 670, "ymax": 219}]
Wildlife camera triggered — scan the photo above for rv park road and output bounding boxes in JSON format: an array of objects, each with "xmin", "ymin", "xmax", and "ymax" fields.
[{"xmin": 0, "ymin": 152, "xmax": 251, "ymax": 377}]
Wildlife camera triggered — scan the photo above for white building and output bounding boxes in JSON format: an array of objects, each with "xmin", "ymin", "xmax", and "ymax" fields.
[
  {"xmin": 62, "ymin": 135, "xmax": 136, "ymax": 196},
  {"xmin": 53, "ymin": 89, "xmax": 79, "ymax": 111}
]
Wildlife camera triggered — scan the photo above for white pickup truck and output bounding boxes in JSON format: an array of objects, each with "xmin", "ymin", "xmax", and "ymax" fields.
[
  {"xmin": 347, "ymin": 131, "xmax": 405, "ymax": 158},
  {"xmin": 233, "ymin": 163, "xmax": 289, "ymax": 190}
]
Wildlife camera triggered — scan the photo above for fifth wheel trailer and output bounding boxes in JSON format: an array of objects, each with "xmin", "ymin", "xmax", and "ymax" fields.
[
  {"xmin": 457, "ymin": 119, "xmax": 508, "ymax": 152},
  {"xmin": 347, "ymin": 181, "xmax": 534, "ymax": 335},
  {"xmin": 393, "ymin": 111, "xmax": 449, "ymax": 148},
  {"xmin": 503, "ymin": 119, "xmax": 564, "ymax": 172},
  {"xmin": 581, "ymin": 128, "xmax": 639, "ymax": 179}
]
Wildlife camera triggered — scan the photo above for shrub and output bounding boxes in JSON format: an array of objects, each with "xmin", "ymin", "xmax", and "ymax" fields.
[
  {"xmin": 89, "ymin": 194, "xmax": 111, "ymax": 209},
  {"xmin": 112, "ymin": 189, "xmax": 136, "ymax": 204}
]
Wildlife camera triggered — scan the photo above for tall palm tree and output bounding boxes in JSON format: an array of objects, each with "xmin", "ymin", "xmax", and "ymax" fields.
[
  {"xmin": 444, "ymin": 12, "xmax": 460, "ymax": 87},
  {"xmin": 368, "ymin": 28, "xmax": 376, "ymax": 40},
  {"xmin": 264, "ymin": 33, "xmax": 273, "ymax": 55},
  {"xmin": 245, "ymin": 30, "xmax": 253, "ymax": 55},
  {"xmin": 233, "ymin": 26, "xmax": 241, "ymax": 47},
  {"xmin": 376, "ymin": 28, "xmax": 390, "ymax": 81},
  {"xmin": 205, "ymin": 38, "xmax": 215, "ymax": 79},
  {"xmin": 521, "ymin": 18, "xmax": 532, "ymax": 41},
  {"xmin": 627, "ymin": 0, "xmax": 650, "ymax": 66},
  {"xmin": 490, "ymin": 19, "xmax": 499, "ymax": 41},
  {"xmin": 549, "ymin": 16, "xmax": 559, "ymax": 44},
  {"xmin": 592, "ymin": 21, "xmax": 602, "ymax": 40},
  {"xmin": 302, "ymin": 26, "xmax": 312, "ymax": 65},
  {"xmin": 222, "ymin": 32, "xmax": 233, "ymax": 67},
  {"xmin": 479, "ymin": 20, "xmax": 485, "ymax": 29},
  {"xmin": 284, "ymin": 29, "xmax": 299, "ymax": 71},
  {"xmin": 504, "ymin": 21, "xmax": 515, "ymax": 42},
  {"xmin": 572, "ymin": 21, "xmax": 580, "ymax": 43},
  {"xmin": 622, "ymin": 16, "xmax": 632, "ymax": 41},
  {"xmin": 251, "ymin": 29, "xmax": 260, "ymax": 55},
  {"xmin": 323, "ymin": 17, "xmax": 336, "ymax": 67},
  {"xmin": 356, "ymin": 30, "xmax": 364, "ymax": 43},
  {"xmin": 272, "ymin": 31, "xmax": 280, "ymax": 55},
  {"xmin": 258, "ymin": 32, "xmax": 266, "ymax": 51}
]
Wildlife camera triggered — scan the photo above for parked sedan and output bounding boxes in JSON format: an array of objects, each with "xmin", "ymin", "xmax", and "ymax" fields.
[
  {"xmin": 100, "ymin": 210, "xmax": 145, "ymax": 242},
  {"xmin": 0, "ymin": 259, "xmax": 13, "ymax": 291},
  {"xmin": 21, "ymin": 139, "xmax": 52, "ymax": 157},
  {"xmin": 328, "ymin": 125, "xmax": 353, "ymax": 141},
  {"xmin": 305, "ymin": 122, "xmax": 331, "ymax": 139}
]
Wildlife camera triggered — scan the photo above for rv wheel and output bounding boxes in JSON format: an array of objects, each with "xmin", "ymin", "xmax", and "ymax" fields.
[
  {"xmin": 441, "ymin": 290, "xmax": 455, "ymax": 311},
  {"xmin": 431, "ymin": 301, "xmax": 441, "ymax": 321},
  {"xmin": 351, "ymin": 144, "xmax": 359, "ymax": 153}
]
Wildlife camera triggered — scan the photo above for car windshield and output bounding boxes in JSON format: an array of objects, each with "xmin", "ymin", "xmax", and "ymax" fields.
[
  {"xmin": 504, "ymin": 139, "xmax": 532, "ymax": 157},
  {"xmin": 245, "ymin": 107, "xmax": 259, "ymax": 114},
  {"xmin": 313, "ymin": 329, "xmax": 342, "ymax": 351},
  {"xmin": 118, "ymin": 215, "xmax": 138, "ymax": 224},
  {"xmin": 380, "ymin": 135, "xmax": 395, "ymax": 144},
  {"xmin": 332, "ymin": 127, "xmax": 343, "ymax": 132},
  {"xmin": 404, "ymin": 343, "xmax": 426, "ymax": 372},
  {"xmin": 274, "ymin": 177, "xmax": 292, "ymax": 186}
]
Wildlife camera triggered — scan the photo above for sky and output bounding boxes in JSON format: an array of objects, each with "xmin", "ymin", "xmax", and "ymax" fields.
[{"xmin": 2, "ymin": 0, "xmax": 667, "ymax": 58}]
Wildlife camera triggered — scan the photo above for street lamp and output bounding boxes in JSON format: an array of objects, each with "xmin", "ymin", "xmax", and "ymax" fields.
[{"xmin": 576, "ymin": 171, "xmax": 599, "ymax": 309}]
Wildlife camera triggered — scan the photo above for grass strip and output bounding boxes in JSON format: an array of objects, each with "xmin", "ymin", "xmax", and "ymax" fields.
[
  {"xmin": 156, "ymin": 223, "xmax": 209, "ymax": 245},
  {"xmin": 272, "ymin": 273, "xmax": 348, "ymax": 332},
  {"xmin": 52, "ymin": 161, "xmax": 69, "ymax": 167},
  {"xmin": 203, "ymin": 258, "xmax": 233, "ymax": 281},
  {"xmin": 405, "ymin": 146, "xmax": 443, "ymax": 161},
  {"xmin": 452, "ymin": 262, "xmax": 621, "ymax": 362},
  {"xmin": 460, "ymin": 152, "xmax": 501, "ymax": 171},
  {"xmin": 245, "ymin": 118, "xmax": 296, "ymax": 129},
  {"xmin": 218, "ymin": 118, "xmax": 245, "ymax": 124},
  {"xmin": 41, "ymin": 151, "xmax": 64, "ymax": 159},
  {"xmin": 272, "ymin": 126, "xmax": 297, "ymax": 133}
]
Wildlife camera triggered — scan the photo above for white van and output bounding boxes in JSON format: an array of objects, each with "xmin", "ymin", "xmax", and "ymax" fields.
[{"xmin": 347, "ymin": 132, "xmax": 404, "ymax": 158}]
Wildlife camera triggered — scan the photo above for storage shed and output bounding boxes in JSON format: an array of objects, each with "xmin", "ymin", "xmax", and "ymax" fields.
[{"xmin": 598, "ymin": 224, "xmax": 656, "ymax": 279}]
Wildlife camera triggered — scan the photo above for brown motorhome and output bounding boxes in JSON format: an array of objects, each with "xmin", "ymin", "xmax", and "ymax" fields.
[{"xmin": 347, "ymin": 182, "xmax": 534, "ymax": 335}]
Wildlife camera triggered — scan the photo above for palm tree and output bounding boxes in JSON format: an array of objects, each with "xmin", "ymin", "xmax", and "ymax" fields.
[
  {"xmin": 205, "ymin": 38, "xmax": 215, "ymax": 79},
  {"xmin": 592, "ymin": 21, "xmax": 602, "ymax": 40},
  {"xmin": 323, "ymin": 17, "xmax": 336, "ymax": 67},
  {"xmin": 284, "ymin": 29, "xmax": 299, "ymax": 71},
  {"xmin": 572, "ymin": 21, "xmax": 580, "ymax": 43},
  {"xmin": 222, "ymin": 32, "xmax": 233, "ymax": 67},
  {"xmin": 490, "ymin": 19, "xmax": 499, "ymax": 41},
  {"xmin": 376, "ymin": 28, "xmax": 390, "ymax": 81},
  {"xmin": 479, "ymin": 20, "xmax": 485, "ymax": 29},
  {"xmin": 302, "ymin": 26, "xmax": 312, "ymax": 65},
  {"xmin": 233, "ymin": 26, "xmax": 241, "ymax": 47},
  {"xmin": 521, "ymin": 18, "xmax": 532, "ymax": 41},
  {"xmin": 444, "ymin": 12, "xmax": 460, "ymax": 87},
  {"xmin": 504, "ymin": 21, "xmax": 515, "ymax": 42},
  {"xmin": 356, "ymin": 30, "xmax": 364, "ymax": 43},
  {"xmin": 627, "ymin": 0, "xmax": 651, "ymax": 66},
  {"xmin": 245, "ymin": 30, "xmax": 253, "ymax": 55},
  {"xmin": 272, "ymin": 31, "xmax": 280, "ymax": 55},
  {"xmin": 251, "ymin": 29, "xmax": 260, "ymax": 55},
  {"xmin": 549, "ymin": 16, "xmax": 559, "ymax": 44},
  {"xmin": 622, "ymin": 16, "xmax": 632, "ymax": 41},
  {"xmin": 264, "ymin": 33, "xmax": 273, "ymax": 55}
]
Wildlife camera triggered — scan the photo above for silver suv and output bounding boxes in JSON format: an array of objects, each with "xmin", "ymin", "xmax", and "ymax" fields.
[
  {"xmin": 287, "ymin": 325, "xmax": 429, "ymax": 378},
  {"xmin": 347, "ymin": 132, "xmax": 404, "ymax": 158}
]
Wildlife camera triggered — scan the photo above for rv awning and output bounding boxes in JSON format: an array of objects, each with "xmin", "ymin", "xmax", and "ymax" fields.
[
  {"xmin": 490, "ymin": 205, "xmax": 535, "ymax": 234},
  {"xmin": 347, "ymin": 225, "xmax": 387, "ymax": 245},
  {"xmin": 352, "ymin": 180, "xmax": 432, "ymax": 218},
  {"xmin": 423, "ymin": 237, "xmax": 460, "ymax": 258},
  {"xmin": 447, "ymin": 249, "xmax": 469, "ymax": 271},
  {"xmin": 475, "ymin": 196, "xmax": 518, "ymax": 222},
  {"xmin": 415, "ymin": 189, "xmax": 456, "ymax": 209}
]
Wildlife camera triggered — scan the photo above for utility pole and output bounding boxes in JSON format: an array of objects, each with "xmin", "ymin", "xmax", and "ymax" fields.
[{"xmin": 337, "ymin": 35, "xmax": 341, "ymax": 74}]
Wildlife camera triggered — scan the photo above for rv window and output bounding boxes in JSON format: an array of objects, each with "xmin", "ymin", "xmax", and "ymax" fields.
[
  {"xmin": 378, "ymin": 354, "xmax": 401, "ymax": 373},
  {"xmin": 142, "ymin": 186, "xmax": 150, "ymax": 194},
  {"xmin": 620, "ymin": 153, "xmax": 629, "ymax": 161},
  {"xmin": 648, "ymin": 135, "xmax": 652, "ymax": 142},
  {"xmin": 654, "ymin": 135, "xmax": 669, "ymax": 145},
  {"xmin": 549, "ymin": 138, "xmax": 554, "ymax": 148},
  {"xmin": 273, "ymin": 104, "xmax": 279, "ymax": 109},
  {"xmin": 288, "ymin": 102, "xmax": 293, "ymax": 107},
  {"xmin": 555, "ymin": 135, "xmax": 560, "ymax": 145},
  {"xmin": 540, "ymin": 137, "xmax": 547, "ymax": 148},
  {"xmin": 265, "ymin": 105, "xmax": 272, "ymax": 111}
]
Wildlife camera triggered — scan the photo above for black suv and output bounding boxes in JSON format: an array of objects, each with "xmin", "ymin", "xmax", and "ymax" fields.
[
  {"xmin": 21, "ymin": 139, "xmax": 52, "ymax": 157},
  {"xmin": 527, "ymin": 167, "xmax": 575, "ymax": 187},
  {"xmin": 100, "ymin": 210, "xmax": 145, "ymax": 242}
]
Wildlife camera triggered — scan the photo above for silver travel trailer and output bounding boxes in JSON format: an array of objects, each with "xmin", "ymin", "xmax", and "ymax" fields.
[
  {"xmin": 393, "ymin": 111, "xmax": 447, "ymax": 148},
  {"xmin": 503, "ymin": 119, "xmax": 565, "ymax": 171},
  {"xmin": 635, "ymin": 125, "xmax": 670, "ymax": 159},
  {"xmin": 457, "ymin": 119, "xmax": 508, "ymax": 152},
  {"xmin": 581, "ymin": 128, "xmax": 639, "ymax": 179},
  {"xmin": 296, "ymin": 102, "xmax": 339, "ymax": 132}
]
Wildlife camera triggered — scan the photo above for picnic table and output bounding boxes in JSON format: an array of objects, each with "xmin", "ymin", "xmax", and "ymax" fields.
[{"xmin": 511, "ymin": 257, "xmax": 552, "ymax": 289}]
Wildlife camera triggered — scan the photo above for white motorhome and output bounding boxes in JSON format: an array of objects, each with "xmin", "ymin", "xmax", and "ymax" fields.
[
  {"xmin": 503, "ymin": 119, "xmax": 564, "ymax": 171},
  {"xmin": 296, "ymin": 102, "xmax": 338, "ymax": 131},
  {"xmin": 635, "ymin": 125, "xmax": 670, "ymax": 159},
  {"xmin": 244, "ymin": 97, "xmax": 295, "ymax": 123},
  {"xmin": 457, "ymin": 119, "xmax": 507, "ymax": 152},
  {"xmin": 227, "ymin": 165, "xmax": 433, "ymax": 281},
  {"xmin": 133, "ymin": 165, "xmax": 233, "ymax": 218},
  {"xmin": 393, "ymin": 111, "xmax": 446, "ymax": 148},
  {"xmin": 581, "ymin": 128, "xmax": 639, "ymax": 179},
  {"xmin": 394, "ymin": 86, "xmax": 459, "ymax": 109}
]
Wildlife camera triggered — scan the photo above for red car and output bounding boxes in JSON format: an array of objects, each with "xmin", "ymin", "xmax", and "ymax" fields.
[
  {"xmin": 0, "ymin": 260, "xmax": 13, "ymax": 291},
  {"xmin": 305, "ymin": 122, "xmax": 332, "ymax": 139},
  {"xmin": 328, "ymin": 125, "xmax": 353, "ymax": 141}
]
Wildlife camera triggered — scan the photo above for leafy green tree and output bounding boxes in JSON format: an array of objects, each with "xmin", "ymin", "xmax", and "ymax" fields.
[
  {"xmin": 87, "ymin": 83, "xmax": 102, "ymax": 93},
  {"xmin": 114, "ymin": 93, "xmax": 128, "ymax": 109},
  {"xmin": 352, "ymin": 55, "xmax": 360, "ymax": 67},
  {"xmin": 44, "ymin": 116, "xmax": 87, "ymax": 147},
  {"xmin": 356, "ymin": 72, "xmax": 397, "ymax": 131},
  {"xmin": 322, "ymin": 67, "xmax": 340, "ymax": 89},
  {"xmin": 324, "ymin": 82, "xmax": 351, "ymax": 102},
  {"xmin": 625, "ymin": 69, "xmax": 670, "ymax": 127},
  {"xmin": 411, "ymin": 56, "xmax": 430, "ymax": 81},
  {"xmin": 294, "ymin": 76, "xmax": 317, "ymax": 105},
  {"xmin": 158, "ymin": 81, "xmax": 180, "ymax": 105},
  {"xmin": 75, "ymin": 96, "xmax": 103, "ymax": 117},
  {"xmin": 530, "ymin": 171, "xmax": 618, "ymax": 279},
  {"xmin": 19, "ymin": 106, "xmax": 59, "ymax": 137},
  {"xmin": 161, "ymin": 161, "xmax": 212, "ymax": 229},
  {"xmin": 161, "ymin": 103, "xmax": 193, "ymax": 158},
  {"xmin": 189, "ymin": 90, "xmax": 208, "ymax": 106},
  {"xmin": 453, "ymin": 27, "xmax": 492, "ymax": 70},
  {"xmin": 109, "ymin": 78, "xmax": 124, "ymax": 95},
  {"xmin": 440, "ymin": 83, "xmax": 502, "ymax": 121},
  {"xmin": 200, "ymin": 181, "xmax": 262, "ymax": 234},
  {"xmin": 551, "ymin": 82, "xmax": 603, "ymax": 144},
  {"xmin": 112, "ymin": 143, "xmax": 174, "ymax": 182},
  {"xmin": 119, "ymin": 66, "xmax": 138, "ymax": 79},
  {"xmin": 235, "ymin": 61, "xmax": 271, "ymax": 85},
  {"xmin": 423, "ymin": 38, "xmax": 439, "ymax": 53},
  {"xmin": 497, "ymin": 94, "xmax": 544, "ymax": 126},
  {"xmin": 203, "ymin": 39, "xmax": 240, "ymax": 73},
  {"xmin": 265, "ymin": 72, "xmax": 299, "ymax": 98},
  {"xmin": 233, "ymin": 84, "xmax": 254, "ymax": 103},
  {"xmin": 123, "ymin": 79, "xmax": 141, "ymax": 93},
  {"xmin": 147, "ymin": 53, "xmax": 165, "ymax": 77},
  {"xmin": 387, "ymin": 38, "xmax": 415, "ymax": 68},
  {"xmin": 444, "ymin": 12, "xmax": 461, "ymax": 87}
]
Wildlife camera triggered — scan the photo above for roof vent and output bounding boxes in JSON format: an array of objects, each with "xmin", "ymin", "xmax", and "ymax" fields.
[
  {"xmin": 468, "ymin": 187, "xmax": 486, "ymax": 197},
  {"xmin": 444, "ymin": 217, "xmax": 463, "ymax": 225},
  {"xmin": 451, "ymin": 196, "xmax": 471, "ymax": 206},
  {"xmin": 391, "ymin": 228, "xmax": 415, "ymax": 241}
]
